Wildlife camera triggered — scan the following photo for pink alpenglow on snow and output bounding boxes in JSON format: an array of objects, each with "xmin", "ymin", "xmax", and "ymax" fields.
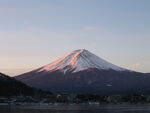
[{"xmin": 37, "ymin": 49, "xmax": 127, "ymax": 74}]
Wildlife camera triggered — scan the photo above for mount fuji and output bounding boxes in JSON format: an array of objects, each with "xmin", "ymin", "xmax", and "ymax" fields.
[{"xmin": 15, "ymin": 49, "xmax": 150, "ymax": 95}]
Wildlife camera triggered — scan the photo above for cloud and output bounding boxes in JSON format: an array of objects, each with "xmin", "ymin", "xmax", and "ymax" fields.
[
  {"xmin": 83, "ymin": 26, "xmax": 98, "ymax": 31},
  {"xmin": 132, "ymin": 63, "xmax": 143, "ymax": 69}
]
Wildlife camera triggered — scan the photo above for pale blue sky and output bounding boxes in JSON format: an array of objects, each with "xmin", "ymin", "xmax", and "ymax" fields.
[{"xmin": 0, "ymin": 0, "xmax": 149, "ymax": 76}]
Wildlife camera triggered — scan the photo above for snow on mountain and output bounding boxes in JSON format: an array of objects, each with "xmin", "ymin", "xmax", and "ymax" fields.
[{"xmin": 37, "ymin": 49, "xmax": 127, "ymax": 74}]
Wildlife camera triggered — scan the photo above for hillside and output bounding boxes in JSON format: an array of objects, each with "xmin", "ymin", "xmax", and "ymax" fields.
[{"xmin": 0, "ymin": 72, "xmax": 44, "ymax": 96}]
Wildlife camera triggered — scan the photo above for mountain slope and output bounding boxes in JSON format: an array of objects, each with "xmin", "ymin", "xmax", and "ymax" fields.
[
  {"xmin": 0, "ymin": 72, "xmax": 37, "ymax": 96},
  {"xmin": 15, "ymin": 49, "xmax": 150, "ymax": 95}
]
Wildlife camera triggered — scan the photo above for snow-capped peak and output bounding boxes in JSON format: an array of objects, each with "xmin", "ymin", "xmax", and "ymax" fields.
[{"xmin": 38, "ymin": 49, "xmax": 127, "ymax": 73}]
